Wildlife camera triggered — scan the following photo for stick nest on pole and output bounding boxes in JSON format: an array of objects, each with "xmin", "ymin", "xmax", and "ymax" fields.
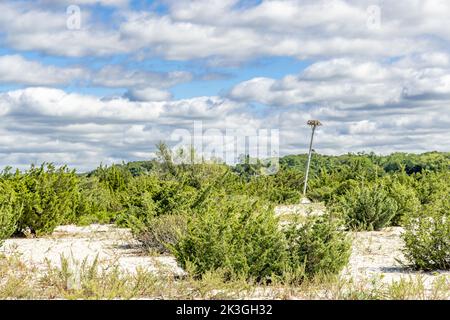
[{"xmin": 307, "ymin": 120, "xmax": 322, "ymax": 127}]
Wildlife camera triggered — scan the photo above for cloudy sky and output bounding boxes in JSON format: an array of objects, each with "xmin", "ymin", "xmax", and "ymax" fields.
[{"xmin": 0, "ymin": 0, "xmax": 449, "ymax": 171}]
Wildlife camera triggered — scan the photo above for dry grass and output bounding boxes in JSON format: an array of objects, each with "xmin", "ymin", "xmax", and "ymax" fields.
[
  {"xmin": 1, "ymin": 253, "xmax": 449, "ymax": 300},
  {"xmin": 1, "ymin": 223, "xmax": 449, "ymax": 300}
]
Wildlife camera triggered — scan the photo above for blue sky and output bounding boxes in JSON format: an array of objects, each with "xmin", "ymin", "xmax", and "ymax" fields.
[
  {"xmin": 0, "ymin": 43, "xmax": 311, "ymax": 99},
  {"xmin": 0, "ymin": 0, "xmax": 449, "ymax": 170}
]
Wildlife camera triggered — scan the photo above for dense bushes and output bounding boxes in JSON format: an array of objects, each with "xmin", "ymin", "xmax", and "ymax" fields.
[
  {"xmin": 333, "ymin": 182, "xmax": 398, "ymax": 231},
  {"xmin": 0, "ymin": 181, "xmax": 22, "ymax": 243},
  {"xmin": 73, "ymin": 177, "xmax": 120, "ymax": 225},
  {"xmin": 15, "ymin": 164, "xmax": 79, "ymax": 235},
  {"xmin": 173, "ymin": 196, "xmax": 287, "ymax": 281},
  {"xmin": 249, "ymin": 169, "xmax": 304, "ymax": 204},
  {"xmin": 124, "ymin": 175, "xmax": 191, "ymax": 254},
  {"xmin": 413, "ymin": 171, "xmax": 449, "ymax": 205},
  {"xmin": 132, "ymin": 214, "xmax": 187, "ymax": 254},
  {"xmin": 386, "ymin": 179, "xmax": 421, "ymax": 226},
  {"xmin": 172, "ymin": 196, "xmax": 351, "ymax": 282},
  {"xmin": 119, "ymin": 174, "xmax": 199, "ymax": 226},
  {"xmin": 93, "ymin": 164, "xmax": 131, "ymax": 192},
  {"xmin": 402, "ymin": 194, "xmax": 449, "ymax": 271},
  {"xmin": 0, "ymin": 149, "xmax": 448, "ymax": 279},
  {"xmin": 381, "ymin": 152, "xmax": 449, "ymax": 174},
  {"xmin": 283, "ymin": 215, "xmax": 351, "ymax": 281},
  {"xmin": 399, "ymin": 171, "xmax": 449, "ymax": 271}
]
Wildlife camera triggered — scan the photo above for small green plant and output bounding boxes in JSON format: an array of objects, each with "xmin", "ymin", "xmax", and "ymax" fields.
[
  {"xmin": 402, "ymin": 194, "xmax": 449, "ymax": 271},
  {"xmin": 334, "ymin": 182, "xmax": 398, "ymax": 231},
  {"xmin": 282, "ymin": 215, "xmax": 351, "ymax": 282}
]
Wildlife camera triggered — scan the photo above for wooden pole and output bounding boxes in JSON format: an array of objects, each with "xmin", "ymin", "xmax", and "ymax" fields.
[
  {"xmin": 303, "ymin": 125, "xmax": 316, "ymax": 196},
  {"xmin": 302, "ymin": 120, "xmax": 322, "ymax": 198}
]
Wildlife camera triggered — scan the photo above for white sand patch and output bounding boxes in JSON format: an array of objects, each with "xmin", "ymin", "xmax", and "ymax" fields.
[
  {"xmin": 342, "ymin": 227, "xmax": 450, "ymax": 293},
  {"xmin": 0, "ymin": 224, "xmax": 185, "ymax": 277}
]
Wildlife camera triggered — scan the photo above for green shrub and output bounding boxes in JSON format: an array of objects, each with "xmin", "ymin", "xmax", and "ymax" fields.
[
  {"xmin": 282, "ymin": 215, "xmax": 351, "ymax": 282},
  {"xmin": 402, "ymin": 194, "xmax": 449, "ymax": 271},
  {"xmin": 0, "ymin": 181, "xmax": 23, "ymax": 243},
  {"xmin": 73, "ymin": 177, "xmax": 120, "ymax": 225},
  {"xmin": 152, "ymin": 180, "xmax": 198, "ymax": 215},
  {"xmin": 413, "ymin": 171, "xmax": 449, "ymax": 205},
  {"xmin": 228, "ymin": 169, "xmax": 304, "ymax": 205},
  {"xmin": 307, "ymin": 171, "xmax": 343, "ymax": 203},
  {"xmin": 131, "ymin": 214, "xmax": 187, "ymax": 254},
  {"xmin": 334, "ymin": 182, "xmax": 398, "ymax": 231},
  {"xmin": 387, "ymin": 180, "xmax": 421, "ymax": 226},
  {"xmin": 172, "ymin": 196, "xmax": 287, "ymax": 281},
  {"xmin": 16, "ymin": 164, "xmax": 79, "ymax": 236},
  {"xmin": 93, "ymin": 164, "xmax": 132, "ymax": 192},
  {"xmin": 119, "ymin": 175, "xmax": 197, "ymax": 221}
]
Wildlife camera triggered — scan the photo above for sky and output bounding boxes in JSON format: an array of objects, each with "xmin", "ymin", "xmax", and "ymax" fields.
[{"xmin": 0, "ymin": 0, "xmax": 449, "ymax": 171}]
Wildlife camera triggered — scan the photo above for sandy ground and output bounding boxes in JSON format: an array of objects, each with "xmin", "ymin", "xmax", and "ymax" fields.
[
  {"xmin": 1, "ymin": 215, "xmax": 449, "ymax": 296},
  {"xmin": 0, "ymin": 224, "xmax": 185, "ymax": 277},
  {"xmin": 342, "ymin": 227, "xmax": 450, "ymax": 292}
]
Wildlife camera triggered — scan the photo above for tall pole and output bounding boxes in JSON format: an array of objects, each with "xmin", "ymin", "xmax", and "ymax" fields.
[
  {"xmin": 303, "ymin": 126, "xmax": 315, "ymax": 196},
  {"xmin": 303, "ymin": 120, "xmax": 322, "ymax": 197}
]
